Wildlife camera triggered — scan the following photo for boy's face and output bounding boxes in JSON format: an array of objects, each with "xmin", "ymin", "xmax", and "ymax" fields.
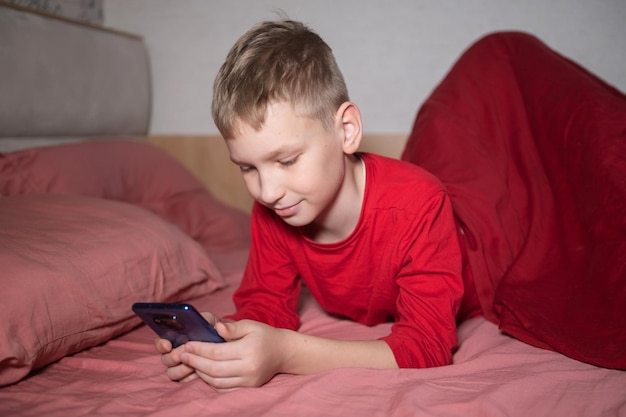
[{"xmin": 226, "ymin": 101, "xmax": 357, "ymax": 229}]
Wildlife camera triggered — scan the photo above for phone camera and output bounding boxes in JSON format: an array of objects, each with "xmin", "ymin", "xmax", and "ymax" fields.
[{"xmin": 153, "ymin": 314, "xmax": 185, "ymax": 331}]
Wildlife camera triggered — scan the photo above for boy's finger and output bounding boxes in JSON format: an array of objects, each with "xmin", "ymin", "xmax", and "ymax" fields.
[
  {"xmin": 215, "ymin": 320, "xmax": 253, "ymax": 340},
  {"xmin": 155, "ymin": 338, "xmax": 173, "ymax": 353},
  {"xmin": 165, "ymin": 363, "xmax": 196, "ymax": 382}
]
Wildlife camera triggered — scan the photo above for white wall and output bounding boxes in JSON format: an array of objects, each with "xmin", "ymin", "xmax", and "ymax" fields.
[{"xmin": 104, "ymin": 0, "xmax": 626, "ymax": 135}]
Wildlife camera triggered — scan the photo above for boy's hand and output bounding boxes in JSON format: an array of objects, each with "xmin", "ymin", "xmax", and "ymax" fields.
[
  {"xmin": 155, "ymin": 311, "xmax": 225, "ymax": 384},
  {"xmin": 177, "ymin": 320, "xmax": 289, "ymax": 390},
  {"xmin": 156, "ymin": 315, "xmax": 397, "ymax": 391},
  {"xmin": 156, "ymin": 338, "xmax": 198, "ymax": 383}
]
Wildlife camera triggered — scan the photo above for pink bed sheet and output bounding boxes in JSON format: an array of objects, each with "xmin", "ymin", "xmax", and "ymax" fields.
[{"xmin": 1, "ymin": 248, "xmax": 624, "ymax": 417}]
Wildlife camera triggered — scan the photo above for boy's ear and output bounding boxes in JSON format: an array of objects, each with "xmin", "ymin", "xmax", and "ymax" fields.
[{"xmin": 336, "ymin": 101, "xmax": 362, "ymax": 154}]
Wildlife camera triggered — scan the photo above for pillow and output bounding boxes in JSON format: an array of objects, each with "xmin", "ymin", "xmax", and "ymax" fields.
[
  {"xmin": 401, "ymin": 32, "xmax": 626, "ymax": 369},
  {"xmin": 0, "ymin": 194, "xmax": 225, "ymax": 386},
  {"xmin": 0, "ymin": 139, "xmax": 250, "ymax": 252}
]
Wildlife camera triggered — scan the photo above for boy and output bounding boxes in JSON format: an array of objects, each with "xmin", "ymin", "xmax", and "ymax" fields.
[{"xmin": 157, "ymin": 19, "xmax": 478, "ymax": 390}]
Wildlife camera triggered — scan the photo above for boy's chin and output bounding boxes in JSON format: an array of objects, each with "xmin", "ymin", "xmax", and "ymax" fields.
[{"xmin": 279, "ymin": 215, "xmax": 313, "ymax": 229}]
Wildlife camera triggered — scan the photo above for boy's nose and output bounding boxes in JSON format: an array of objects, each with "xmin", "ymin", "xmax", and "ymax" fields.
[{"xmin": 258, "ymin": 171, "xmax": 285, "ymax": 206}]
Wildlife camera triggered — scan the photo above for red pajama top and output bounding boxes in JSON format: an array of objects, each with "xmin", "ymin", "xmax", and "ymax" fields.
[{"xmin": 228, "ymin": 153, "xmax": 467, "ymax": 368}]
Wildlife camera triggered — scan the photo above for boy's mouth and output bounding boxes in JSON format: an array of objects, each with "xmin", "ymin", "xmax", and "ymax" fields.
[{"xmin": 274, "ymin": 202, "xmax": 300, "ymax": 217}]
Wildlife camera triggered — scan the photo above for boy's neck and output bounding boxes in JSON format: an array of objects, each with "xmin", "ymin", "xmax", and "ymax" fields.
[{"xmin": 307, "ymin": 154, "xmax": 365, "ymax": 244}]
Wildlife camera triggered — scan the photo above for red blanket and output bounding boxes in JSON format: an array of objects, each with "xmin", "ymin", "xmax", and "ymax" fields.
[{"xmin": 402, "ymin": 31, "xmax": 626, "ymax": 369}]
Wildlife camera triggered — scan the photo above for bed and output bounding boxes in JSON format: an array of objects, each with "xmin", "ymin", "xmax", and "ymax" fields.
[{"xmin": 1, "ymin": 4, "xmax": 625, "ymax": 417}]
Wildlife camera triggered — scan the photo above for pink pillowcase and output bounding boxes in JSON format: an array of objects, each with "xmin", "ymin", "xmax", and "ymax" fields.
[
  {"xmin": 0, "ymin": 194, "xmax": 225, "ymax": 387},
  {"xmin": 0, "ymin": 139, "xmax": 249, "ymax": 252}
]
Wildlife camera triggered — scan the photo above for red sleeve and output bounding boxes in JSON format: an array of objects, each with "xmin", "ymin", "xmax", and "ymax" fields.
[
  {"xmin": 224, "ymin": 203, "xmax": 301, "ymax": 330},
  {"xmin": 381, "ymin": 190, "xmax": 463, "ymax": 368}
]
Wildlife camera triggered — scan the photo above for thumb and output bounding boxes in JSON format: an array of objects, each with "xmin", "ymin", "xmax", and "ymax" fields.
[{"xmin": 214, "ymin": 320, "xmax": 251, "ymax": 341}]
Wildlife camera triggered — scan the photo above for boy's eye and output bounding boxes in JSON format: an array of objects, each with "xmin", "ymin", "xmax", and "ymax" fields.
[
  {"xmin": 239, "ymin": 165, "xmax": 255, "ymax": 173},
  {"xmin": 279, "ymin": 155, "xmax": 299, "ymax": 167}
]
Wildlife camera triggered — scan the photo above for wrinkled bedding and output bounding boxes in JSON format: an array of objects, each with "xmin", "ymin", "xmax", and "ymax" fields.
[{"xmin": 1, "ymin": 248, "xmax": 624, "ymax": 417}]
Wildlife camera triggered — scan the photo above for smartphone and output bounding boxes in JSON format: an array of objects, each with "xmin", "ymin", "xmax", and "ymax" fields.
[{"xmin": 132, "ymin": 302, "xmax": 225, "ymax": 347}]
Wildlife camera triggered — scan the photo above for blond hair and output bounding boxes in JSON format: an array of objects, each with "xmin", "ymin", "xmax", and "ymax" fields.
[{"xmin": 212, "ymin": 19, "xmax": 349, "ymax": 138}]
